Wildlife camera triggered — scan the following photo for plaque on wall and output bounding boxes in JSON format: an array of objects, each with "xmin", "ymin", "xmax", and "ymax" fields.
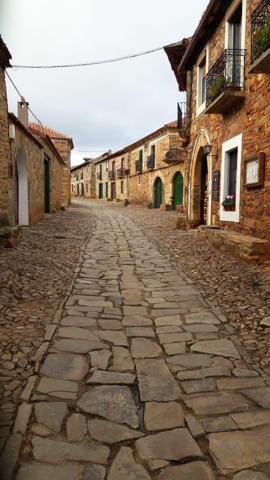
[
  {"xmin": 244, "ymin": 152, "xmax": 265, "ymax": 188},
  {"xmin": 212, "ymin": 170, "xmax": 220, "ymax": 201}
]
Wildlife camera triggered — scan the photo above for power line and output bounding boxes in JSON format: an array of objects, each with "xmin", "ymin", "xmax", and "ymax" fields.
[
  {"xmin": 5, "ymin": 71, "xmax": 43, "ymax": 126},
  {"xmin": 11, "ymin": 46, "xmax": 164, "ymax": 69}
]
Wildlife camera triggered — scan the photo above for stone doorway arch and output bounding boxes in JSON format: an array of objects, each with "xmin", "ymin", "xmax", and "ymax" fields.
[
  {"xmin": 15, "ymin": 147, "xmax": 29, "ymax": 225},
  {"xmin": 189, "ymin": 131, "xmax": 212, "ymax": 225}
]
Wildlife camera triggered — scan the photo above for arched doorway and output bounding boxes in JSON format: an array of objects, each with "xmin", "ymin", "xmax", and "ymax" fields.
[
  {"xmin": 191, "ymin": 147, "xmax": 209, "ymax": 225},
  {"xmin": 154, "ymin": 177, "xmax": 163, "ymax": 208},
  {"xmin": 15, "ymin": 148, "xmax": 29, "ymax": 225},
  {"xmin": 172, "ymin": 172, "xmax": 184, "ymax": 210}
]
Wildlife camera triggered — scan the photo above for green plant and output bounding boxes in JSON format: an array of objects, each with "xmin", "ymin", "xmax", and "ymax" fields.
[
  {"xmin": 253, "ymin": 17, "xmax": 270, "ymax": 55},
  {"xmin": 209, "ymin": 76, "xmax": 227, "ymax": 101}
]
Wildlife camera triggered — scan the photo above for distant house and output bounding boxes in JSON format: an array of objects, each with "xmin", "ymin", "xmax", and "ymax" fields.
[
  {"xmin": 96, "ymin": 122, "xmax": 186, "ymax": 209},
  {"xmin": 71, "ymin": 151, "xmax": 111, "ymax": 199}
]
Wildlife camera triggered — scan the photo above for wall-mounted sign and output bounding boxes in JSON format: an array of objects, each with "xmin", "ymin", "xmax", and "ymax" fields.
[
  {"xmin": 212, "ymin": 170, "xmax": 220, "ymax": 201},
  {"xmin": 244, "ymin": 152, "xmax": 265, "ymax": 188}
]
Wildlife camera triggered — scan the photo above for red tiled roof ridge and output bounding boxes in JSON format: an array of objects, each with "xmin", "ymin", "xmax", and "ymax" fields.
[{"xmin": 29, "ymin": 122, "xmax": 73, "ymax": 143}]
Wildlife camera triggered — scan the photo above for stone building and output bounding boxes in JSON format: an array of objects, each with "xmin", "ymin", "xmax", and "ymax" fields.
[
  {"xmin": 71, "ymin": 158, "xmax": 97, "ymax": 198},
  {"xmin": 128, "ymin": 122, "xmax": 186, "ymax": 208},
  {"xmin": 165, "ymin": 0, "xmax": 270, "ymax": 259},
  {"xmin": 0, "ymin": 37, "xmax": 12, "ymax": 226},
  {"xmin": 9, "ymin": 104, "xmax": 65, "ymax": 225},
  {"xmin": 96, "ymin": 123, "xmax": 186, "ymax": 207},
  {"xmin": 0, "ymin": 35, "xmax": 73, "ymax": 232},
  {"xmin": 71, "ymin": 151, "xmax": 111, "ymax": 199},
  {"xmin": 29, "ymin": 123, "xmax": 73, "ymax": 208}
]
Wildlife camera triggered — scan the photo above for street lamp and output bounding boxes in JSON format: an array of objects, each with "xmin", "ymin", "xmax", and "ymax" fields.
[{"xmin": 203, "ymin": 144, "xmax": 218, "ymax": 159}]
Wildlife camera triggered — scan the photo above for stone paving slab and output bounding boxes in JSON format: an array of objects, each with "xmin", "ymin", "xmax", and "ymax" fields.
[{"xmin": 4, "ymin": 204, "xmax": 270, "ymax": 480}]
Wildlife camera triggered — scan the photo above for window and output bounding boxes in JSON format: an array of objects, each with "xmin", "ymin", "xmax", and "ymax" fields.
[
  {"xmin": 197, "ymin": 47, "xmax": 208, "ymax": 115},
  {"xmin": 227, "ymin": 149, "xmax": 237, "ymax": 196},
  {"xmin": 121, "ymin": 181, "xmax": 124, "ymax": 194},
  {"xmin": 228, "ymin": 3, "xmax": 242, "ymax": 50},
  {"xmin": 99, "ymin": 164, "xmax": 102, "ymax": 180},
  {"xmin": 121, "ymin": 158, "xmax": 124, "ymax": 170},
  {"xmin": 199, "ymin": 57, "xmax": 206, "ymax": 106},
  {"xmin": 220, "ymin": 134, "xmax": 242, "ymax": 223},
  {"xmin": 151, "ymin": 145, "xmax": 156, "ymax": 164}
]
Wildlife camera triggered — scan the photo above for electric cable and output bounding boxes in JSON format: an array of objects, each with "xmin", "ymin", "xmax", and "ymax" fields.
[{"xmin": 11, "ymin": 46, "xmax": 164, "ymax": 69}]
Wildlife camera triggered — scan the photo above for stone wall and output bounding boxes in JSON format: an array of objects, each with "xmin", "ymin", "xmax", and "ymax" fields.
[
  {"xmin": 71, "ymin": 162, "xmax": 97, "ymax": 199},
  {"xmin": 187, "ymin": 0, "xmax": 270, "ymax": 240},
  {"xmin": 38, "ymin": 138, "xmax": 63, "ymax": 212},
  {"xmin": 52, "ymin": 139, "xmax": 71, "ymax": 208},
  {"xmin": 9, "ymin": 121, "xmax": 44, "ymax": 225},
  {"xmin": 129, "ymin": 131, "xmax": 185, "ymax": 205},
  {"xmin": 0, "ymin": 63, "xmax": 11, "ymax": 224}
]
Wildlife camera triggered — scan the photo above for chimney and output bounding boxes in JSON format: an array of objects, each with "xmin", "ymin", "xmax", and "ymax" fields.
[{"xmin": 17, "ymin": 97, "xmax": 29, "ymax": 127}]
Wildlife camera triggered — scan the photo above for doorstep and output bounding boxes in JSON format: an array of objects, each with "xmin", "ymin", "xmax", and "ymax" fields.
[{"xmin": 197, "ymin": 227, "xmax": 270, "ymax": 262}]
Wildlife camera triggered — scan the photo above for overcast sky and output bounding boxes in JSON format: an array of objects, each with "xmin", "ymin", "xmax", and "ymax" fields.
[{"xmin": 1, "ymin": 0, "xmax": 208, "ymax": 165}]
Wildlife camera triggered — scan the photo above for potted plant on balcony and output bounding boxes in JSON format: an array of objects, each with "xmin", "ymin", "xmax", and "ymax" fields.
[
  {"xmin": 253, "ymin": 17, "xmax": 270, "ymax": 57},
  {"xmin": 209, "ymin": 76, "xmax": 227, "ymax": 102},
  {"xmin": 222, "ymin": 194, "xmax": 236, "ymax": 211}
]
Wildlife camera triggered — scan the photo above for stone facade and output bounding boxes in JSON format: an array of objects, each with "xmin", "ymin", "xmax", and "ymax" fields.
[
  {"xmin": 0, "ymin": 37, "xmax": 12, "ymax": 225},
  {"xmin": 165, "ymin": 0, "xmax": 270, "ymax": 242},
  {"xmin": 9, "ymin": 113, "xmax": 64, "ymax": 225},
  {"xmin": 29, "ymin": 123, "xmax": 74, "ymax": 209},
  {"xmin": 71, "ymin": 159, "xmax": 97, "ymax": 198},
  {"xmin": 96, "ymin": 123, "xmax": 186, "ymax": 208}
]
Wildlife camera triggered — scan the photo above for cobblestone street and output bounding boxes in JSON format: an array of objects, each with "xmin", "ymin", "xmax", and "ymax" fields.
[{"xmin": 1, "ymin": 200, "xmax": 270, "ymax": 479}]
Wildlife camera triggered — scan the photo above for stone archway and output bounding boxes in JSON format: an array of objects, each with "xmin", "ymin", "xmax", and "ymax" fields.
[
  {"xmin": 189, "ymin": 131, "xmax": 212, "ymax": 226},
  {"xmin": 15, "ymin": 147, "xmax": 29, "ymax": 225}
]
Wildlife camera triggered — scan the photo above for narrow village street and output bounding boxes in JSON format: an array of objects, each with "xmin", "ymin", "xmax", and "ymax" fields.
[{"xmin": 1, "ymin": 200, "xmax": 270, "ymax": 479}]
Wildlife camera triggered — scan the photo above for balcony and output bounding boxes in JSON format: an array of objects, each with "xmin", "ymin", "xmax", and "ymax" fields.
[
  {"xmin": 117, "ymin": 168, "xmax": 124, "ymax": 178},
  {"xmin": 96, "ymin": 172, "xmax": 102, "ymax": 180},
  {"xmin": 205, "ymin": 49, "xmax": 246, "ymax": 115},
  {"xmin": 177, "ymin": 102, "xmax": 187, "ymax": 129},
  {"xmin": 250, "ymin": 0, "xmax": 270, "ymax": 73},
  {"xmin": 108, "ymin": 171, "xmax": 115, "ymax": 181},
  {"xmin": 164, "ymin": 148, "xmax": 185, "ymax": 164},
  {"xmin": 135, "ymin": 159, "xmax": 143, "ymax": 174},
  {"xmin": 147, "ymin": 155, "xmax": 155, "ymax": 170}
]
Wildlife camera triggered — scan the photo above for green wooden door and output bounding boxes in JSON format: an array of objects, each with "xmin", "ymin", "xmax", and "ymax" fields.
[
  {"xmin": 99, "ymin": 183, "xmax": 103, "ymax": 199},
  {"xmin": 173, "ymin": 172, "xmax": 183, "ymax": 210},
  {"xmin": 44, "ymin": 159, "xmax": 50, "ymax": 213},
  {"xmin": 154, "ymin": 178, "xmax": 163, "ymax": 208}
]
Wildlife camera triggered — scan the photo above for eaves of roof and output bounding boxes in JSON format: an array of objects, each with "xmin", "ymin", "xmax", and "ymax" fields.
[
  {"xmin": 179, "ymin": 0, "xmax": 233, "ymax": 71},
  {"xmin": 103, "ymin": 122, "xmax": 179, "ymax": 162},
  {"xmin": 0, "ymin": 36, "xmax": 11, "ymax": 68}
]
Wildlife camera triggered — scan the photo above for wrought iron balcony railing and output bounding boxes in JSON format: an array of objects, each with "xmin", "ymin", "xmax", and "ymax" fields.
[
  {"xmin": 147, "ymin": 155, "xmax": 155, "ymax": 170},
  {"xmin": 96, "ymin": 172, "xmax": 102, "ymax": 180},
  {"xmin": 251, "ymin": 0, "xmax": 270, "ymax": 63},
  {"xmin": 108, "ymin": 171, "xmax": 115, "ymax": 180},
  {"xmin": 206, "ymin": 49, "xmax": 246, "ymax": 107},
  {"xmin": 135, "ymin": 159, "xmax": 143, "ymax": 174},
  {"xmin": 117, "ymin": 168, "xmax": 124, "ymax": 178}
]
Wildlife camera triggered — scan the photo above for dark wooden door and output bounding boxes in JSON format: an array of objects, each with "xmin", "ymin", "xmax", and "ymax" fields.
[
  {"xmin": 173, "ymin": 172, "xmax": 184, "ymax": 210},
  {"xmin": 154, "ymin": 178, "xmax": 163, "ymax": 208},
  {"xmin": 44, "ymin": 159, "xmax": 50, "ymax": 213},
  {"xmin": 200, "ymin": 157, "xmax": 208, "ymax": 225}
]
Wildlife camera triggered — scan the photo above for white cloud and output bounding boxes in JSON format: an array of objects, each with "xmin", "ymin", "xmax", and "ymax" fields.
[{"xmin": 1, "ymin": 0, "xmax": 209, "ymax": 166}]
